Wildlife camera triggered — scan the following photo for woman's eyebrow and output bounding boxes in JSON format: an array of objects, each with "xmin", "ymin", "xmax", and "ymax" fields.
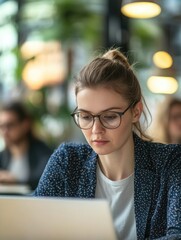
[{"xmin": 77, "ymin": 107, "xmax": 124, "ymax": 112}]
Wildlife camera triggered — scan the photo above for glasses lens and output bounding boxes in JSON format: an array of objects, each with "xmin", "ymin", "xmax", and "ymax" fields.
[
  {"xmin": 170, "ymin": 114, "xmax": 181, "ymax": 122},
  {"xmin": 0, "ymin": 121, "xmax": 20, "ymax": 131},
  {"xmin": 100, "ymin": 112, "xmax": 121, "ymax": 129},
  {"xmin": 74, "ymin": 112, "xmax": 93, "ymax": 129}
]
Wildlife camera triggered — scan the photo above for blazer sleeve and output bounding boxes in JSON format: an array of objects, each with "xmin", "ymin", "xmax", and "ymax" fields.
[
  {"xmin": 166, "ymin": 169, "xmax": 181, "ymax": 238},
  {"xmin": 156, "ymin": 148, "xmax": 181, "ymax": 239},
  {"xmin": 151, "ymin": 234, "xmax": 181, "ymax": 240},
  {"xmin": 33, "ymin": 144, "xmax": 67, "ymax": 197}
]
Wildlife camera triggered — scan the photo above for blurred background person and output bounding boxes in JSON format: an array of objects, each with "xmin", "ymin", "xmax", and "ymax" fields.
[
  {"xmin": 150, "ymin": 97, "xmax": 181, "ymax": 144},
  {"xmin": 0, "ymin": 101, "xmax": 53, "ymax": 192}
]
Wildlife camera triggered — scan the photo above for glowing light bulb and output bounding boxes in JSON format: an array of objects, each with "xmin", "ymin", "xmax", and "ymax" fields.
[
  {"xmin": 147, "ymin": 76, "xmax": 178, "ymax": 94},
  {"xmin": 121, "ymin": 1, "xmax": 161, "ymax": 19},
  {"xmin": 153, "ymin": 51, "xmax": 173, "ymax": 69}
]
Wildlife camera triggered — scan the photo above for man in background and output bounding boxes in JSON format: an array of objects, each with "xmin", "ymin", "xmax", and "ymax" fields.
[{"xmin": 0, "ymin": 101, "xmax": 53, "ymax": 191}]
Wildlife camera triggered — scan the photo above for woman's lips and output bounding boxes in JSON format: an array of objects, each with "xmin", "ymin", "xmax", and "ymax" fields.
[{"xmin": 92, "ymin": 140, "xmax": 109, "ymax": 146}]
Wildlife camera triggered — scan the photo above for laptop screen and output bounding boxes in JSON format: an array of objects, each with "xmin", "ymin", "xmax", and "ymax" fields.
[{"xmin": 0, "ymin": 196, "xmax": 117, "ymax": 240}]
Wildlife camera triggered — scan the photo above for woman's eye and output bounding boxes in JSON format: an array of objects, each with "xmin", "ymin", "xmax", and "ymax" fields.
[
  {"xmin": 103, "ymin": 113, "xmax": 118, "ymax": 121},
  {"xmin": 79, "ymin": 113, "xmax": 92, "ymax": 120}
]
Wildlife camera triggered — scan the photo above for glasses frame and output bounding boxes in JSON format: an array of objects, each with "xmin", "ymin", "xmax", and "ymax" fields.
[
  {"xmin": 71, "ymin": 101, "xmax": 136, "ymax": 130},
  {"xmin": 0, "ymin": 120, "xmax": 21, "ymax": 132}
]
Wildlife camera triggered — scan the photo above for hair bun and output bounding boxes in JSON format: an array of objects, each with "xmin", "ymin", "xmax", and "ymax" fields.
[{"xmin": 103, "ymin": 49, "xmax": 130, "ymax": 69}]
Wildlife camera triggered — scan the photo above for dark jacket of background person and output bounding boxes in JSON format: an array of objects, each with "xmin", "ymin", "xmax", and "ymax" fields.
[
  {"xmin": 0, "ymin": 135, "xmax": 52, "ymax": 190},
  {"xmin": 0, "ymin": 101, "xmax": 53, "ymax": 191},
  {"xmin": 34, "ymin": 133, "xmax": 181, "ymax": 240}
]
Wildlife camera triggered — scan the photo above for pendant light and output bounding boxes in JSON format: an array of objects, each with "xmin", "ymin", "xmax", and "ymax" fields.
[
  {"xmin": 147, "ymin": 74, "xmax": 178, "ymax": 94},
  {"xmin": 121, "ymin": 0, "xmax": 161, "ymax": 19},
  {"xmin": 152, "ymin": 51, "xmax": 173, "ymax": 69},
  {"xmin": 147, "ymin": 51, "xmax": 178, "ymax": 94}
]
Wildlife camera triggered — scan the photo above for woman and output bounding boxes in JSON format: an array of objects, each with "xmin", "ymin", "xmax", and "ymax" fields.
[
  {"xmin": 34, "ymin": 49, "xmax": 181, "ymax": 239},
  {"xmin": 152, "ymin": 97, "xmax": 181, "ymax": 144}
]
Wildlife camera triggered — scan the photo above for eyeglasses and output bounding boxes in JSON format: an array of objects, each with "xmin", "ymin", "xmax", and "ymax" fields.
[
  {"xmin": 0, "ymin": 121, "xmax": 20, "ymax": 132},
  {"xmin": 169, "ymin": 114, "xmax": 181, "ymax": 122},
  {"xmin": 71, "ymin": 102, "xmax": 135, "ymax": 130}
]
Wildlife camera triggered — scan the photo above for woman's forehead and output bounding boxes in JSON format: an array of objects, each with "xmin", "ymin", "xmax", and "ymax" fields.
[{"xmin": 76, "ymin": 87, "xmax": 128, "ymax": 112}]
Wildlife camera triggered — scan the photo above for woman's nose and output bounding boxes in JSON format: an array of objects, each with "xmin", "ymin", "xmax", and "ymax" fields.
[{"xmin": 91, "ymin": 117, "xmax": 105, "ymax": 133}]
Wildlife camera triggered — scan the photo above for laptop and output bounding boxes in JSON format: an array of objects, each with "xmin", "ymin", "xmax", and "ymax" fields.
[{"xmin": 0, "ymin": 196, "xmax": 117, "ymax": 240}]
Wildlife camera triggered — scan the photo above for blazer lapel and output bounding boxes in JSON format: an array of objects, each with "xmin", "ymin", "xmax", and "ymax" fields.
[
  {"xmin": 134, "ymin": 134, "xmax": 156, "ymax": 239},
  {"xmin": 76, "ymin": 151, "xmax": 97, "ymax": 198},
  {"xmin": 134, "ymin": 168, "xmax": 156, "ymax": 239}
]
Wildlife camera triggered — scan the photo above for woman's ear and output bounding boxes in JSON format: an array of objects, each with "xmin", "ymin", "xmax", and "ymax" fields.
[{"xmin": 132, "ymin": 101, "xmax": 143, "ymax": 122}]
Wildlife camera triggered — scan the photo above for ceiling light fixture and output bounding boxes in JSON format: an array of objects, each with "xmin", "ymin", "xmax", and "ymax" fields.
[
  {"xmin": 121, "ymin": 0, "xmax": 161, "ymax": 19},
  {"xmin": 147, "ymin": 67, "xmax": 178, "ymax": 94},
  {"xmin": 147, "ymin": 76, "xmax": 178, "ymax": 94},
  {"xmin": 152, "ymin": 51, "xmax": 173, "ymax": 69}
]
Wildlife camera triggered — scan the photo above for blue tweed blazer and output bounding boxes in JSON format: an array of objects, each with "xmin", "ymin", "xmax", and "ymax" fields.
[{"xmin": 34, "ymin": 133, "xmax": 181, "ymax": 239}]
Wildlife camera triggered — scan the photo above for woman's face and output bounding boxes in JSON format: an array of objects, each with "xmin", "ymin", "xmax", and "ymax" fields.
[{"xmin": 76, "ymin": 87, "xmax": 142, "ymax": 156}]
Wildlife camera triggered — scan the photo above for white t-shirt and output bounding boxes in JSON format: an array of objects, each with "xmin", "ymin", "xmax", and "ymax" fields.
[
  {"xmin": 95, "ymin": 164, "xmax": 137, "ymax": 240},
  {"xmin": 8, "ymin": 154, "xmax": 30, "ymax": 182}
]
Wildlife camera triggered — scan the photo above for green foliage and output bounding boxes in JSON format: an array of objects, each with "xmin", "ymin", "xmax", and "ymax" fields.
[
  {"xmin": 54, "ymin": 0, "xmax": 102, "ymax": 43},
  {"xmin": 11, "ymin": 47, "xmax": 25, "ymax": 83}
]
